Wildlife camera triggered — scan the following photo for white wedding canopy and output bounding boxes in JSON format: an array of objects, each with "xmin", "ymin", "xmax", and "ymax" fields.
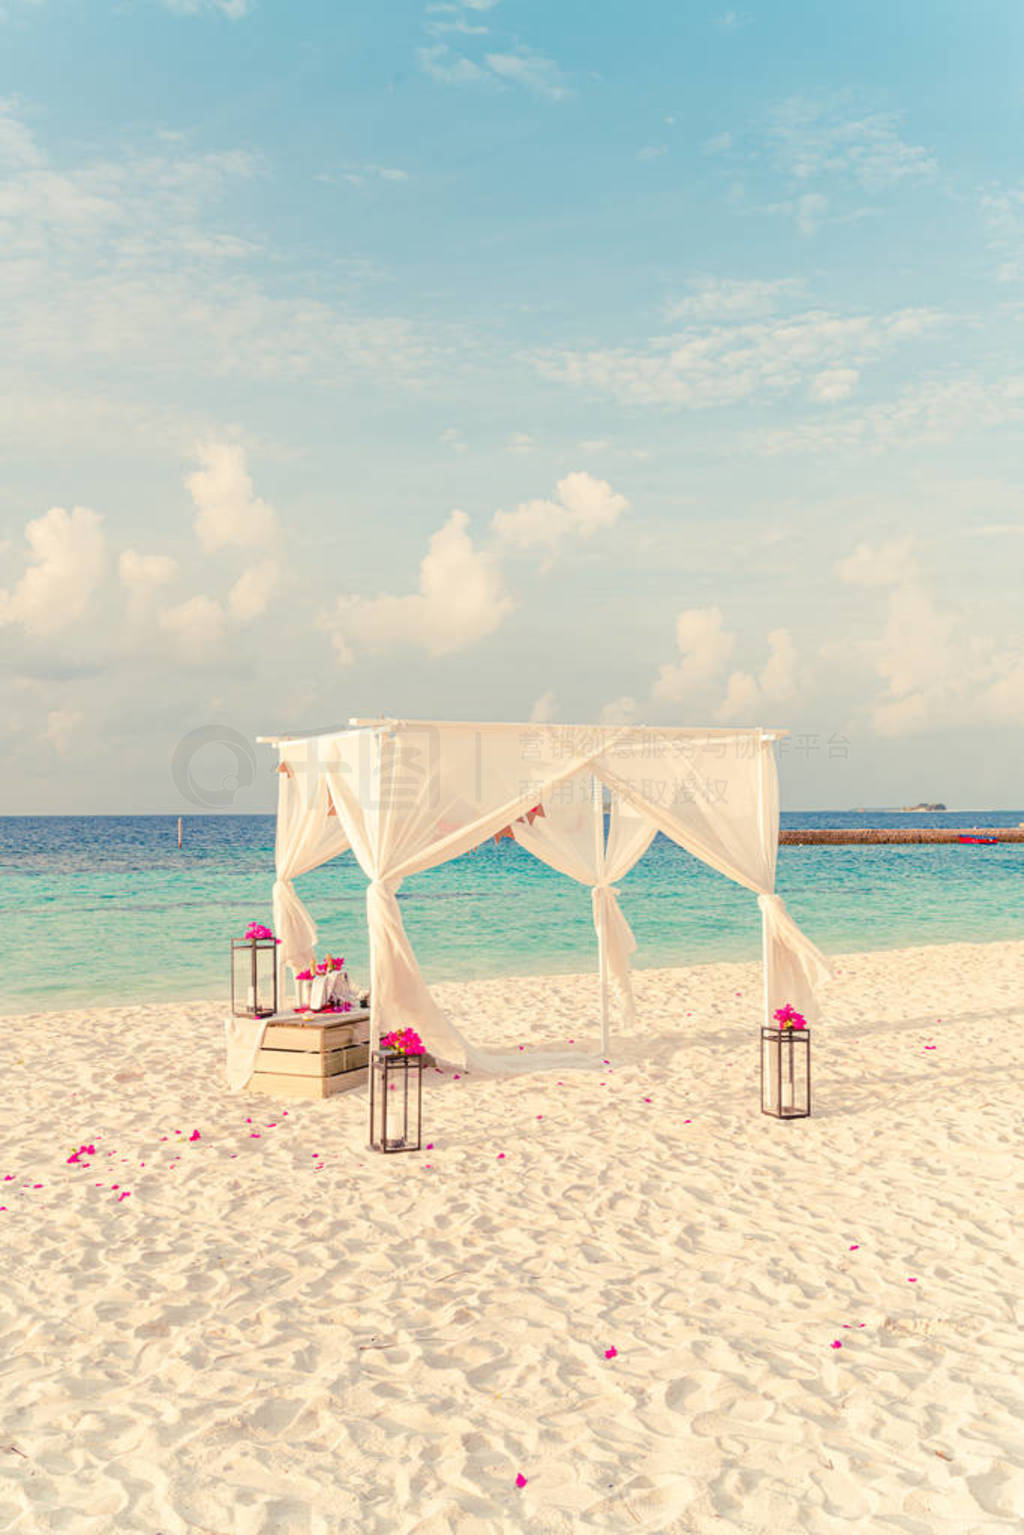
[{"xmin": 260, "ymin": 718, "xmax": 832, "ymax": 1070}]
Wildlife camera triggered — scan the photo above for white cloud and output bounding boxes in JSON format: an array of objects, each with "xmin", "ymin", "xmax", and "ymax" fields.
[
  {"xmin": 483, "ymin": 49, "xmax": 572, "ymax": 100},
  {"xmin": 159, "ymin": 594, "xmax": 226, "ymax": 662},
  {"xmin": 187, "ymin": 441, "xmax": 277, "ymax": 553},
  {"xmin": 769, "ymin": 99, "xmax": 938, "ymax": 192},
  {"xmin": 417, "ymin": 44, "xmax": 489, "ymax": 85},
  {"xmin": 418, "ymin": 38, "xmax": 571, "ymax": 100},
  {"xmin": 335, "ymin": 164, "xmax": 409, "ymax": 188},
  {"xmin": 529, "ymin": 689, "xmax": 558, "ymax": 723},
  {"xmin": 324, "ymin": 510, "xmax": 514, "ymax": 663},
  {"xmin": 43, "ymin": 709, "xmax": 82, "ymax": 755},
  {"xmin": 832, "ymin": 539, "xmax": 1024, "ymax": 736},
  {"xmin": 119, "ymin": 549, "xmax": 178, "ymax": 591},
  {"xmin": 538, "ymin": 306, "xmax": 942, "ymax": 409},
  {"xmin": 161, "ymin": 0, "xmax": 249, "ymax": 18},
  {"xmin": 714, "ymin": 11, "xmax": 752, "ymax": 31},
  {"xmin": 837, "ymin": 536, "xmax": 916, "ymax": 587},
  {"xmin": 600, "ymin": 695, "xmax": 637, "ymax": 725},
  {"xmin": 0, "ymin": 102, "xmax": 442, "ymax": 407},
  {"xmin": 0, "ymin": 505, "xmax": 106, "ymax": 636},
  {"xmin": 228, "ymin": 560, "xmax": 279, "ymax": 622},
  {"xmin": 665, "ymin": 276, "xmax": 803, "ymax": 322},
  {"xmin": 652, "ymin": 606, "xmax": 734, "ymax": 702},
  {"xmin": 440, "ymin": 425, "xmax": 468, "ymax": 454},
  {"xmin": 754, "ymin": 376, "xmax": 1024, "ymax": 456},
  {"xmin": 492, "ymin": 471, "xmax": 629, "ymax": 563},
  {"xmin": 507, "ymin": 432, "xmax": 534, "ymax": 454},
  {"xmin": 717, "ymin": 628, "xmax": 798, "ymax": 721},
  {"xmin": 811, "ymin": 367, "xmax": 858, "ymax": 402},
  {"xmin": 796, "ymin": 192, "xmax": 828, "ymax": 236},
  {"xmin": 981, "ymin": 183, "xmax": 1024, "ymax": 283}
]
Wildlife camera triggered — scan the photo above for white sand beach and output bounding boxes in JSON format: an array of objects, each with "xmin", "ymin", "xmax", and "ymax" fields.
[{"xmin": 2, "ymin": 940, "xmax": 1024, "ymax": 1534}]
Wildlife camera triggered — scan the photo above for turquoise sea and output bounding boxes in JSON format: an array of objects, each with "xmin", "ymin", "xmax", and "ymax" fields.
[{"xmin": 2, "ymin": 813, "xmax": 1023, "ymax": 1014}]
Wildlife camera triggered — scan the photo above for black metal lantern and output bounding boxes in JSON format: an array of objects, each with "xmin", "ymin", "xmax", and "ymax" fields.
[
  {"xmin": 230, "ymin": 937, "xmax": 279, "ymax": 1018},
  {"xmin": 761, "ymin": 1025, "xmax": 811, "ymax": 1118},
  {"xmin": 369, "ymin": 1048, "xmax": 423, "ymax": 1153}
]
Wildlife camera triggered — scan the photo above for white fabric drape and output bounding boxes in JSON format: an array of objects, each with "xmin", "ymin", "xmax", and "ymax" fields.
[
  {"xmin": 323, "ymin": 725, "xmax": 632, "ymax": 1069},
  {"xmin": 272, "ymin": 738, "xmax": 350, "ymax": 984},
  {"xmin": 262, "ymin": 721, "xmax": 831, "ymax": 1075},
  {"xmin": 512, "ymin": 776, "xmax": 655, "ymax": 1038},
  {"xmin": 591, "ymin": 730, "xmax": 832, "ymax": 1023}
]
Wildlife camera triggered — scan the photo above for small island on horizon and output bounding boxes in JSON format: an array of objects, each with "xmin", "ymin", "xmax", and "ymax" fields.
[{"xmin": 901, "ymin": 802, "xmax": 948, "ymax": 812}]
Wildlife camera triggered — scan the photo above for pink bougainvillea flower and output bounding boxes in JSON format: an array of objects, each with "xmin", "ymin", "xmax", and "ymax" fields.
[
  {"xmin": 250, "ymin": 1133, "xmax": 261, "ymax": 1139},
  {"xmin": 536, "ymin": 1115, "xmax": 543, "ymax": 1120},
  {"xmin": 425, "ymin": 1143, "xmax": 434, "ymax": 1151},
  {"xmin": 907, "ymin": 1277, "xmax": 918, "ymax": 1282},
  {"xmin": 2, "ymin": 1175, "xmax": 12, "ymax": 1181},
  {"xmin": 117, "ymin": 1191, "xmax": 131, "ymax": 1202},
  {"xmin": 830, "ymin": 1340, "xmax": 843, "ymax": 1349},
  {"xmin": 643, "ymin": 1098, "xmax": 652, "ymax": 1104},
  {"xmin": 849, "ymin": 1244, "xmax": 860, "ymax": 1251},
  {"xmin": 515, "ymin": 1473, "xmax": 527, "ymax": 1489},
  {"xmin": 497, "ymin": 1152, "xmax": 505, "ymax": 1159},
  {"xmin": 453, "ymin": 1074, "xmax": 461, "ymax": 1081},
  {"xmin": 67, "ymin": 1152, "xmax": 80, "ymax": 1164},
  {"xmin": 604, "ymin": 1346, "xmax": 618, "ymax": 1359},
  {"xmin": 189, "ymin": 1131, "xmax": 201, "ymax": 1142}
]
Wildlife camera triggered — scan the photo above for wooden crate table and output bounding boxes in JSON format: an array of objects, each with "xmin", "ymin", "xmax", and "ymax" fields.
[{"xmin": 248, "ymin": 1008, "xmax": 371, "ymax": 1099}]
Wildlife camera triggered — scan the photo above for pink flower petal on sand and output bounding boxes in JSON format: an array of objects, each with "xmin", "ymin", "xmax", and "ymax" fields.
[
  {"xmin": 453, "ymin": 1074, "xmax": 461, "ymax": 1081},
  {"xmin": 117, "ymin": 1191, "xmax": 131, "ymax": 1201},
  {"xmin": 643, "ymin": 1098, "xmax": 652, "ymax": 1104},
  {"xmin": 515, "ymin": 1473, "xmax": 527, "ymax": 1489},
  {"xmin": 907, "ymin": 1277, "xmax": 918, "ymax": 1282},
  {"xmin": 67, "ymin": 1153, "xmax": 80, "ymax": 1164},
  {"xmin": 830, "ymin": 1340, "xmax": 843, "ymax": 1349},
  {"xmin": 497, "ymin": 1153, "xmax": 505, "ymax": 1160},
  {"xmin": 426, "ymin": 1143, "xmax": 434, "ymax": 1150},
  {"xmin": 604, "ymin": 1347, "xmax": 617, "ymax": 1359},
  {"xmin": 189, "ymin": 1130, "xmax": 201, "ymax": 1142},
  {"xmin": 849, "ymin": 1244, "xmax": 860, "ymax": 1251}
]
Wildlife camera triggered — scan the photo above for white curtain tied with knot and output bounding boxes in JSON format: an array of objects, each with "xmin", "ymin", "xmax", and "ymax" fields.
[
  {"xmin": 513, "ymin": 779, "xmax": 655, "ymax": 1046},
  {"xmin": 272, "ymin": 738, "xmax": 350, "ymax": 985},
  {"xmin": 591, "ymin": 728, "xmax": 832, "ymax": 1024}
]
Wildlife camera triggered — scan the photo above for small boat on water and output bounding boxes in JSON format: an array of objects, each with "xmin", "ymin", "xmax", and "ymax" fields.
[{"xmin": 958, "ymin": 834, "xmax": 1000, "ymax": 845}]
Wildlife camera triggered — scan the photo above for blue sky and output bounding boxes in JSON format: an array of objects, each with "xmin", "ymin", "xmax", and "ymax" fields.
[{"xmin": 2, "ymin": 0, "xmax": 1024, "ymax": 811}]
